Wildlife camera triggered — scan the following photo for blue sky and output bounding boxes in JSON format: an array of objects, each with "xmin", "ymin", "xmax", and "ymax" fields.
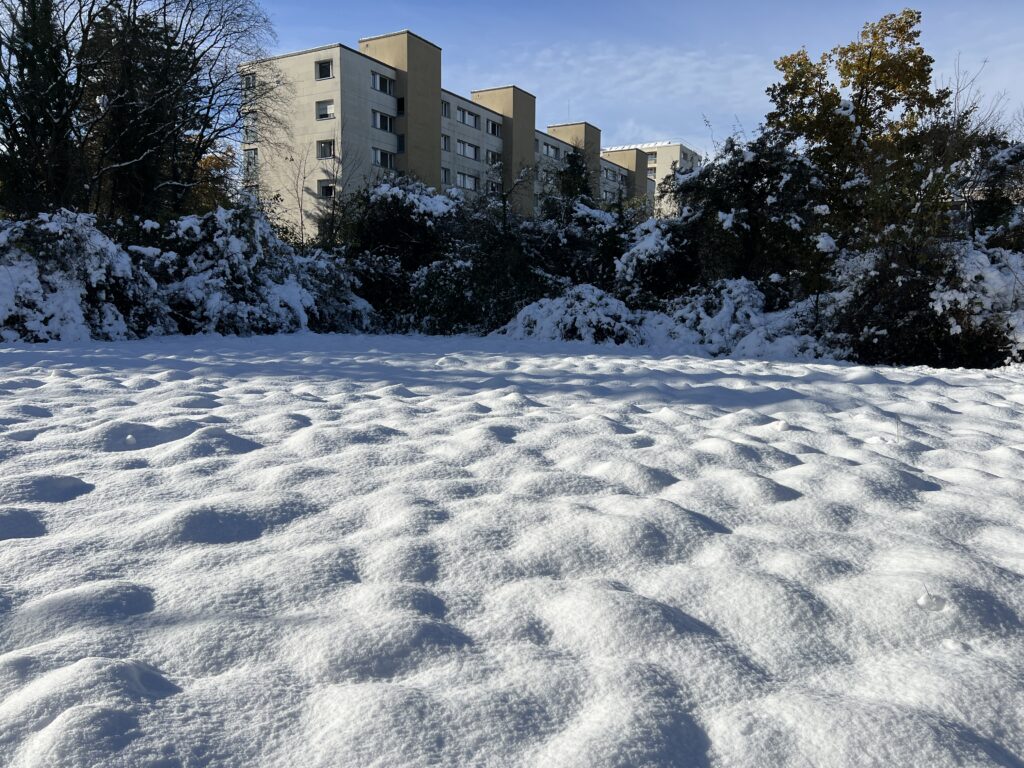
[{"xmin": 264, "ymin": 1, "xmax": 1023, "ymax": 154}]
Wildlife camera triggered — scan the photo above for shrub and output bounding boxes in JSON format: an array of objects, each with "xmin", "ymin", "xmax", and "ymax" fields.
[{"xmin": 0, "ymin": 210, "xmax": 168, "ymax": 342}]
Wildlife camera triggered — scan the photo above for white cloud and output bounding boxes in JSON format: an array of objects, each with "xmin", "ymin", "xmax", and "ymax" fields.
[
  {"xmin": 444, "ymin": 42, "xmax": 779, "ymax": 151},
  {"xmin": 444, "ymin": 23, "xmax": 1024, "ymax": 154}
]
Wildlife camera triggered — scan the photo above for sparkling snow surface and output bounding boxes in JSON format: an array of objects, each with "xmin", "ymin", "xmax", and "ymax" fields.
[{"xmin": 1, "ymin": 335, "xmax": 1022, "ymax": 767}]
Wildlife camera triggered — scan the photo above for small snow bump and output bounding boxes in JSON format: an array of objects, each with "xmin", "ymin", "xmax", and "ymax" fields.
[{"xmin": 917, "ymin": 592, "xmax": 949, "ymax": 612}]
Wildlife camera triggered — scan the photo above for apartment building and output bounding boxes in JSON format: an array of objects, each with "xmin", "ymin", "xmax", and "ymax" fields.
[
  {"xmin": 601, "ymin": 141, "xmax": 703, "ymax": 216},
  {"xmin": 242, "ymin": 30, "xmax": 657, "ymax": 236}
]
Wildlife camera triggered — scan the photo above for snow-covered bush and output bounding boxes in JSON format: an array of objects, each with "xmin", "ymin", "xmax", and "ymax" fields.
[
  {"xmin": 498, "ymin": 284, "xmax": 648, "ymax": 345},
  {"xmin": 495, "ymin": 281, "xmax": 825, "ymax": 359},
  {"xmin": 0, "ymin": 211, "xmax": 169, "ymax": 342},
  {"xmin": 834, "ymin": 248, "xmax": 1011, "ymax": 368},
  {"xmin": 368, "ymin": 181, "xmax": 460, "ymax": 222},
  {"xmin": 931, "ymin": 243, "xmax": 1024, "ymax": 362},
  {"xmin": 614, "ymin": 218, "xmax": 695, "ymax": 304},
  {"xmin": 144, "ymin": 204, "xmax": 313, "ymax": 336},
  {"xmin": 669, "ymin": 278, "xmax": 826, "ymax": 359},
  {"xmin": 318, "ymin": 179, "xmax": 461, "ymax": 330},
  {"xmin": 297, "ymin": 247, "xmax": 374, "ymax": 333}
]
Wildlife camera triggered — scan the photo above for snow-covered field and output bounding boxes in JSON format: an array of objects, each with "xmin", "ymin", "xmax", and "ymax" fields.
[{"xmin": 1, "ymin": 334, "xmax": 1022, "ymax": 767}]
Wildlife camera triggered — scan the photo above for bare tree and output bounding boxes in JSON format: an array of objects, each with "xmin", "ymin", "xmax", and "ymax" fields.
[{"xmin": 0, "ymin": 0, "xmax": 284, "ymax": 216}]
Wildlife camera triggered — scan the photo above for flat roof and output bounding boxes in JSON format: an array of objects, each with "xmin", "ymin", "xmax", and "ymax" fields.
[
  {"xmin": 246, "ymin": 42, "xmax": 396, "ymax": 72},
  {"xmin": 534, "ymin": 129, "xmax": 573, "ymax": 147},
  {"xmin": 357, "ymin": 29, "xmax": 442, "ymax": 51},
  {"xmin": 471, "ymin": 84, "xmax": 537, "ymax": 100},
  {"xmin": 441, "ymin": 89, "xmax": 503, "ymax": 120},
  {"xmin": 602, "ymin": 140, "xmax": 702, "ymax": 154},
  {"xmin": 547, "ymin": 121, "xmax": 602, "ymax": 132}
]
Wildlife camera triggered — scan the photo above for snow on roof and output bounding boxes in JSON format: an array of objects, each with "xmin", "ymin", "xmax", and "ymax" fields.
[{"xmin": 602, "ymin": 140, "xmax": 702, "ymax": 155}]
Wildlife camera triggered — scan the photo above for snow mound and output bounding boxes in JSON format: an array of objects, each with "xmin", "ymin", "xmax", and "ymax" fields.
[
  {"xmin": 499, "ymin": 284, "xmax": 648, "ymax": 345},
  {"xmin": 1, "ymin": 334, "xmax": 1022, "ymax": 766},
  {"xmin": 497, "ymin": 283, "xmax": 826, "ymax": 360}
]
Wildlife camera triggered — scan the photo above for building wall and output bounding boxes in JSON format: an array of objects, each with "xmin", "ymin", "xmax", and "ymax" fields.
[
  {"xmin": 471, "ymin": 86, "xmax": 537, "ymax": 212},
  {"xmin": 246, "ymin": 30, "xmax": 660, "ymax": 229},
  {"xmin": 533, "ymin": 131, "xmax": 574, "ymax": 201},
  {"xmin": 441, "ymin": 90, "xmax": 504, "ymax": 195},
  {"xmin": 601, "ymin": 141, "xmax": 702, "ymax": 216},
  {"xmin": 598, "ymin": 157, "xmax": 632, "ymax": 205},
  {"xmin": 339, "ymin": 46, "xmax": 401, "ymax": 192},
  {"xmin": 547, "ymin": 122, "xmax": 602, "ymax": 196},
  {"xmin": 599, "ymin": 148, "xmax": 650, "ymax": 203},
  {"xmin": 358, "ymin": 31, "xmax": 442, "ymax": 189}
]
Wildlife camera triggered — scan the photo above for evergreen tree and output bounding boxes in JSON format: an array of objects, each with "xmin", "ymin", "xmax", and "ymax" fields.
[{"xmin": 0, "ymin": 0, "xmax": 84, "ymax": 211}]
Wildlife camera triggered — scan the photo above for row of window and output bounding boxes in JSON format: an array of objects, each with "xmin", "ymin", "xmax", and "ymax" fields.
[
  {"xmin": 319, "ymin": 169, "xmax": 500, "ymax": 200},
  {"xmin": 645, "ymin": 149, "xmax": 699, "ymax": 168},
  {"xmin": 252, "ymin": 65, "xmax": 511, "ymax": 145},
  {"xmin": 316, "ymin": 146, "xmax": 396, "ymax": 199},
  {"xmin": 602, "ymin": 167, "xmax": 629, "ymax": 185},
  {"xmin": 441, "ymin": 100, "xmax": 501, "ymax": 136},
  {"xmin": 541, "ymin": 142, "xmax": 561, "ymax": 159},
  {"xmin": 309, "ymin": 59, "xmax": 398, "ymax": 98},
  {"xmin": 440, "ymin": 135, "xmax": 501, "ymax": 165},
  {"xmin": 439, "ymin": 169, "xmax": 501, "ymax": 193}
]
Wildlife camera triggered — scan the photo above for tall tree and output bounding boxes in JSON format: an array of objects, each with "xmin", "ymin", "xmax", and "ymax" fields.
[
  {"xmin": 0, "ymin": 0, "xmax": 282, "ymax": 218},
  {"xmin": 0, "ymin": 0, "xmax": 91, "ymax": 210}
]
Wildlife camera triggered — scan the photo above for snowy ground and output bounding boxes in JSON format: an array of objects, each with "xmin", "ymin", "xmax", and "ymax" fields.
[{"xmin": 1, "ymin": 334, "xmax": 1022, "ymax": 768}]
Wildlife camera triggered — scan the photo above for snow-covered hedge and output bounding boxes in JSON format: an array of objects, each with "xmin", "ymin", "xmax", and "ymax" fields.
[
  {"xmin": 143, "ymin": 206, "xmax": 313, "ymax": 336},
  {"xmin": 1, "ymin": 205, "xmax": 370, "ymax": 342},
  {"xmin": 498, "ymin": 284, "xmax": 649, "ymax": 346},
  {"xmin": 668, "ymin": 278, "xmax": 826, "ymax": 359},
  {"xmin": 2, "ymin": 183, "xmax": 1022, "ymax": 368},
  {"xmin": 931, "ymin": 243, "xmax": 1024, "ymax": 360},
  {"xmin": 496, "ymin": 283, "xmax": 828, "ymax": 359},
  {"xmin": 0, "ymin": 211, "xmax": 170, "ymax": 342}
]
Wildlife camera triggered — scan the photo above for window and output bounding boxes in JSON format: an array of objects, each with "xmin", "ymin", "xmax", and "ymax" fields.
[
  {"xmin": 489, "ymin": 180, "xmax": 502, "ymax": 193},
  {"xmin": 603, "ymin": 189, "xmax": 616, "ymax": 203},
  {"xmin": 456, "ymin": 172, "xmax": 478, "ymax": 191},
  {"xmin": 647, "ymin": 167, "xmax": 657, "ymax": 179},
  {"xmin": 242, "ymin": 117, "xmax": 257, "ymax": 143},
  {"xmin": 441, "ymin": 134, "xmax": 451, "ymax": 152},
  {"xmin": 371, "ymin": 71, "xmax": 394, "ymax": 95},
  {"xmin": 317, "ymin": 179, "xmax": 335, "ymax": 198},
  {"xmin": 456, "ymin": 107, "xmax": 480, "ymax": 129},
  {"xmin": 242, "ymin": 72, "xmax": 256, "ymax": 90},
  {"xmin": 442, "ymin": 167, "xmax": 451, "ymax": 185},
  {"xmin": 243, "ymin": 148, "xmax": 258, "ymax": 178},
  {"xmin": 372, "ymin": 147, "xmax": 395, "ymax": 169},
  {"xmin": 646, "ymin": 152, "xmax": 657, "ymax": 165},
  {"xmin": 441, "ymin": 99, "xmax": 450, "ymax": 118},
  {"xmin": 620, "ymin": 173, "xmax": 628, "ymax": 186},
  {"xmin": 543, "ymin": 142, "xmax": 560, "ymax": 159},
  {"xmin": 456, "ymin": 140, "xmax": 480, "ymax": 160},
  {"xmin": 372, "ymin": 110, "xmax": 394, "ymax": 132},
  {"xmin": 397, "ymin": 134, "xmax": 405, "ymax": 153},
  {"xmin": 486, "ymin": 149, "xmax": 501, "ymax": 165},
  {"xmin": 316, "ymin": 100, "xmax": 334, "ymax": 120},
  {"xmin": 315, "ymin": 60, "xmax": 332, "ymax": 80},
  {"xmin": 316, "ymin": 140, "xmax": 335, "ymax": 159},
  {"xmin": 396, "ymin": 97, "xmax": 405, "ymax": 115},
  {"xmin": 486, "ymin": 119, "xmax": 502, "ymax": 137},
  {"xmin": 603, "ymin": 168, "xmax": 617, "ymax": 182}
]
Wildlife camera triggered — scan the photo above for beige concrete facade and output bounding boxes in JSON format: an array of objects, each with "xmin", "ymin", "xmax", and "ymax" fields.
[
  {"xmin": 244, "ymin": 29, "xmax": 687, "ymax": 235},
  {"xmin": 359, "ymin": 31, "xmax": 442, "ymax": 189},
  {"xmin": 471, "ymin": 86, "xmax": 536, "ymax": 212},
  {"xmin": 602, "ymin": 141, "xmax": 703, "ymax": 215},
  {"xmin": 600, "ymin": 148, "xmax": 654, "ymax": 202},
  {"xmin": 547, "ymin": 122, "xmax": 602, "ymax": 195}
]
